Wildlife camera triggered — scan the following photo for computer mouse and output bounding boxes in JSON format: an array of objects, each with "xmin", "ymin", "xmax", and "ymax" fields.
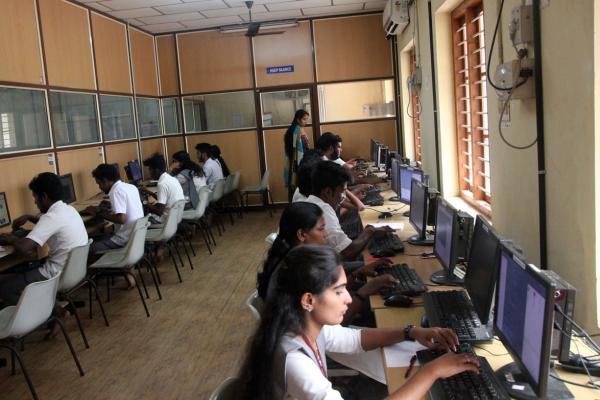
[
  {"xmin": 378, "ymin": 212, "xmax": 393, "ymax": 219},
  {"xmin": 384, "ymin": 294, "xmax": 414, "ymax": 308}
]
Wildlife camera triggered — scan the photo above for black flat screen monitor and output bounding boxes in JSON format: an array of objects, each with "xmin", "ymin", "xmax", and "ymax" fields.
[
  {"xmin": 494, "ymin": 245, "xmax": 555, "ymax": 399},
  {"xmin": 408, "ymin": 180, "xmax": 433, "ymax": 245},
  {"xmin": 58, "ymin": 173, "xmax": 76, "ymax": 204},
  {"xmin": 463, "ymin": 216, "xmax": 501, "ymax": 324},
  {"xmin": 399, "ymin": 165, "xmax": 424, "ymax": 204},
  {"xmin": 431, "ymin": 198, "xmax": 462, "ymax": 285},
  {"xmin": 0, "ymin": 192, "xmax": 10, "ymax": 228},
  {"xmin": 390, "ymin": 158, "xmax": 400, "ymax": 194},
  {"xmin": 127, "ymin": 160, "xmax": 143, "ymax": 182},
  {"xmin": 370, "ymin": 139, "xmax": 379, "ymax": 163},
  {"xmin": 377, "ymin": 146, "xmax": 388, "ymax": 167}
]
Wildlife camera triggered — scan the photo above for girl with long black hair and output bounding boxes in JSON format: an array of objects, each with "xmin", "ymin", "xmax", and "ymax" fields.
[
  {"xmin": 283, "ymin": 109, "xmax": 310, "ymax": 202},
  {"xmin": 170, "ymin": 150, "xmax": 206, "ymax": 209},
  {"xmin": 241, "ymin": 245, "xmax": 480, "ymax": 400}
]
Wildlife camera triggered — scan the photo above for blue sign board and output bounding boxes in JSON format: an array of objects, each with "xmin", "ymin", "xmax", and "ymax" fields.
[{"xmin": 266, "ymin": 65, "xmax": 294, "ymax": 74}]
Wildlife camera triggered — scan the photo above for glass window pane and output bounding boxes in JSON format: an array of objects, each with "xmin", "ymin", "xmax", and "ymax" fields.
[
  {"xmin": 100, "ymin": 95, "xmax": 135, "ymax": 141},
  {"xmin": 183, "ymin": 91, "xmax": 256, "ymax": 132},
  {"xmin": 318, "ymin": 79, "xmax": 395, "ymax": 123},
  {"xmin": 50, "ymin": 91, "xmax": 100, "ymax": 147},
  {"xmin": 163, "ymin": 98, "xmax": 181, "ymax": 134},
  {"xmin": 260, "ymin": 89, "xmax": 311, "ymax": 127},
  {"xmin": 136, "ymin": 97, "xmax": 161, "ymax": 137},
  {"xmin": 0, "ymin": 87, "xmax": 51, "ymax": 153}
]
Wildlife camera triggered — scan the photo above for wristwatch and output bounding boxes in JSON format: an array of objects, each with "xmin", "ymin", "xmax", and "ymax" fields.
[{"xmin": 404, "ymin": 325, "xmax": 415, "ymax": 341}]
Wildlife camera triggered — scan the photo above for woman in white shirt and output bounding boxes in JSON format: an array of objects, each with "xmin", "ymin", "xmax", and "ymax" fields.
[
  {"xmin": 240, "ymin": 245, "xmax": 480, "ymax": 400},
  {"xmin": 171, "ymin": 151, "xmax": 207, "ymax": 210}
]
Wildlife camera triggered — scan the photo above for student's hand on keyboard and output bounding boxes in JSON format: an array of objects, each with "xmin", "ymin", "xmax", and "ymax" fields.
[
  {"xmin": 357, "ymin": 274, "xmax": 399, "ymax": 297},
  {"xmin": 425, "ymin": 352, "xmax": 480, "ymax": 380},
  {"xmin": 355, "ymin": 259, "xmax": 393, "ymax": 278},
  {"xmin": 11, "ymin": 215, "xmax": 32, "ymax": 231},
  {"xmin": 411, "ymin": 327, "xmax": 460, "ymax": 352}
]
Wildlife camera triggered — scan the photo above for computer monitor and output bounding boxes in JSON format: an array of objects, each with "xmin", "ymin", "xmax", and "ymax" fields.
[
  {"xmin": 389, "ymin": 158, "xmax": 401, "ymax": 201},
  {"xmin": 58, "ymin": 173, "xmax": 76, "ymax": 204},
  {"xmin": 377, "ymin": 145, "xmax": 388, "ymax": 168},
  {"xmin": 370, "ymin": 139, "xmax": 379, "ymax": 163},
  {"xmin": 126, "ymin": 160, "xmax": 143, "ymax": 183},
  {"xmin": 431, "ymin": 198, "xmax": 463, "ymax": 286},
  {"xmin": 408, "ymin": 180, "xmax": 433, "ymax": 245},
  {"xmin": 399, "ymin": 165, "xmax": 424, "ymax": 204},
  {"xmin": 0, "ymin": 192, "xmax": 10, "ymax": 228},
  {"xmin": 494, "ymin": 244, "xmax": 570, "ymax": 399}
]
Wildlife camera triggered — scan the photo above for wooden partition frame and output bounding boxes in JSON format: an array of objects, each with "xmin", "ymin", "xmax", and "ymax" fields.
[
  {"xmin": 91, "ymin": 12, "xmax": 131, "ymax": 94},
  {"xmin": 104, "ymin": 141, "xmax": 140, "ymax": 180},
  {"xmin": 130, "ymin": 28, "xmax": 159, "ymax": 97},
  {"xmin": 56, "ymin": 146, "xmax": 105, "ymax": 201},
  {"xmin": 156, "ymin": 35, "xmax": 179, "ymax": 97},
  {"xmin": 320, "ymin": 120, "xmax": 397, "ymax": 160},
  {"xmin": 140, "ymin": 138, "xmax": 166, "ymax": 179}
]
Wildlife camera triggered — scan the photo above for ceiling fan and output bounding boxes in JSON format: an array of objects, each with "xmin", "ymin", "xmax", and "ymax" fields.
[{"xmin": 244, "ymin": 1, "xmax": 286, "ymax": 37}]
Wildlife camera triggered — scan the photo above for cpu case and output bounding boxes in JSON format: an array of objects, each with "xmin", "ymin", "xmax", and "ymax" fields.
[{"xmin": 455, "ymin": 211, "xmax": 474, "ymax": 263}]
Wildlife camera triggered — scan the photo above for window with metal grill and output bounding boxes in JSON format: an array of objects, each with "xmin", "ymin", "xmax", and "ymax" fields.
[{"xmin": 452, "ymin": 0, "xmax": 491, "ymax": 213}]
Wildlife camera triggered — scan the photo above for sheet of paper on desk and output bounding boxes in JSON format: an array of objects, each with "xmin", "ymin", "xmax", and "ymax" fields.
[
  {"xmin": 384, "ymin": 341, "xmax": 427, "ymax": 368},
  {"xmin": 369, "ymin": 222, "xmax": 404, "ymax": 230}
]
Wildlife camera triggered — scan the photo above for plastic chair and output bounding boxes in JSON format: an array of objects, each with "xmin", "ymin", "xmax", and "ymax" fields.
[
  {"xmin": 240, "ymin": 170, "xmax": 273, "ymax": 217},
  {"xmin": 209, "ymin": 376, "xmax": 241, "ymax": 400},
  {"xmin": 58, "ymin": 239, "xmax": 109, "ymax": 349},
  {"xmin": 182, "ymin": 187, "xmax": 215, "ymax": 254},
  {"xmin": 265, "ymin": 233, "xmax": 277, "ymax": 244},
  {"xmin": 146, "ymin": 200, "xmax": 188, "ymax": 293},
  {"xmin": 245, "ymin": 290, "xmax": 264, "ymax": 321},
  {"xmin": 209, "ymin": 179, "xmax": 227, "ymax": 234},
  {"xmin": 0, "ymin": 273, "xmax": 85, "ymax": 400},
  {"xmin": 89, "ymin": 216, "xmax": 152, "ymax": 317}
]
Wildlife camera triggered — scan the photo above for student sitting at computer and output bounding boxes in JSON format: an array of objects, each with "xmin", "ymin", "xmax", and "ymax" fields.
[
  {"xmin": 140, "ymin": 153, "xmax": 185, "ymax": 224},
  {"xmin": 317, "ymin": 132, "xmax": 356, "ymax": 170},
  {"xmin": 86, "ymin": 164, "xmax": 144, "ymax": 265},
  {"xmin": 302, "ymin": 161, "xmax": 391, "ymax": 260},
  {"xmin": 240, "ymin": 245, "xmax": 479, "ymax": 400},
  {"xmin": 211, "ymin": 145, "xmax": 231, "ymax": 177},
  {"xmin": 0, "ymin": 173, "xmax": 88, "ymax": 306},
  {"xmin": 171, "ymin": 150, "xmax": 207, "ymax": 210},
  {"xmin": 195, "ymin": 142, "xmax": 224, "ymax": 189}
]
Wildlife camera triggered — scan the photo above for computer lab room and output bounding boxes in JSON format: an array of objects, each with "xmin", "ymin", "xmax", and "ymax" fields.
[{"xmin": 0, "ymin": 0, "xmax": 597, "ymax": 399}]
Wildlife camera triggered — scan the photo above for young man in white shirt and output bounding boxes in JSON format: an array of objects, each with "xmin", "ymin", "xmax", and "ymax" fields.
[
  {"xmin": 316, "ymin": 132, "xmax": 356, "ymax": 169},
  {"xmin": 86, "ymin": 164, "xmax": 144, "ymax": 257},
  {"xmin": 302, "ymin": 161, "xmax": 391, "ymax": 260},
  {"xmin": 0, "ymin": 172, "xmax": 88, "ymax": 306},
  {"xmin": 195, "ymin": 142, "xmax": 223, "ymax": 189},
  {"xmin": 141, "ymin": 153, "xmax": 185, "ymax": 224}
]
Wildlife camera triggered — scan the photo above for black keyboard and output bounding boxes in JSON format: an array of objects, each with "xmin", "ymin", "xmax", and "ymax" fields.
[
  {"xmin": 368, "ymin": 232, "xmax": 404, "ymax": 257},
  {"xmin": 378, "ymin": 263, "xmax": 426, "ymax": 296},
  {"xmin": 340, "ymin": 208, "xmax": 363, "ymax": 240},
  {"xmin": 363, "ymin": 188, "xmax": 384, "ymax": 206},
  {"xmin": 417, "ymin": 343, "xmax": 510, "ymax": 400},
  {"xmin": 423, "ymin": 290, "xmax": 493, "ymax": 343}
]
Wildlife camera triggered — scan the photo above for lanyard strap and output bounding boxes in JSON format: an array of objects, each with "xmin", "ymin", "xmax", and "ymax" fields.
[{"xmin": 301, "ymin": 334, "xmax": 327, "ymax": 378}]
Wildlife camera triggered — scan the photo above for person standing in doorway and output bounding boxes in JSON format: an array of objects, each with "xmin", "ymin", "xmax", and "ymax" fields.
[{"xmin": 284, "ymin": 109, "xmax": 310, "ymax": 202}]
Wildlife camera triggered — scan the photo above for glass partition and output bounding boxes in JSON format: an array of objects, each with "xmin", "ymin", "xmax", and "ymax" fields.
[
  {"xmin": 183, "ymin": 91, "xmax": 256, "ymax": 132},
  {"xmin": 136, "ymin": 97, "xmax": 161, "ymax": 137},
  {"xmin": 100, "ymin": 95, "xmax": 136, "ymax": 141},
  {"xmin": 50, "ymin": 91, "xmax": 100, "ymax": 146},
  {"xmin": 162, "ymin": 97, "xmax": 181, "ymax": 135},
  {"xmin": 260, "ymin": 89, "xmax": 311, "ymax": 127}
]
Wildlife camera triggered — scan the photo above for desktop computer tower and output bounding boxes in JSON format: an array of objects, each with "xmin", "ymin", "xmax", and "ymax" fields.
[
  {"xmin": 540, "ymin": 270, "xmax": 576, "ymax": 364},
  {"xmin": 455, "ymin": 211, "xmax": 474, "ymax": 263},
  {"xmin": 426, "ymin": 190, "xmax": 439, "ymax": 228}
]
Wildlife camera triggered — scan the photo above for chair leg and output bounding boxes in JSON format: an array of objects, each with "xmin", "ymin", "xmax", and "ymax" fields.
[
  {"xmin": 267, "ymin": 189, "xmax": 274, "ymax": 217},
  {"xmin": 51, "ymin": 316, "xmax": 85, "ymax": 376},
  {"xmin": 0, "ymin": 344, "xmax": 38, "ymax": 400},
  {"xmin": 127, "ymin": 272, "xmax": 150, "ymax": 318},
  {"xmin": 144, "ymin": 257, "xmax": 162, "ymax": 300},
  {"xmin": 88, "ymin": 279, "xmax": 109, "ymax": 327},
  {"xmin": 64, "ymin": 294, "xmax": 89, "ymax": 349},
  {"xmin": 186, "ymin": 228, "xmax": 197, "ymax": 257},
  {"xmin": 180, "ymin": 236, "xmax": 194, "ymax": 271},
  {"xmin": 167, "ymin": 243, "xmax": 183, "ymax": 283},
  {"xmin": 148, "ymin": 250, "xmax": 162, "ymax": 285},
  {"xmin": 135, "ymin": 263, "xmax": 150, "ymax": 299},
  {"xmin": 172, "ymin": 242, "xmax": 185, "ymax": 272}
]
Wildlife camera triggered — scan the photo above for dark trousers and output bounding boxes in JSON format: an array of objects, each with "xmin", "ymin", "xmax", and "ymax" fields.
[{"xmin": 0, "ymin": 267, "xmax": 47, "ymax": 307}]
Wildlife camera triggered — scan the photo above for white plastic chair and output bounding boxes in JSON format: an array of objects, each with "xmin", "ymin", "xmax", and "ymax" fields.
[
  {"xmin": 265, "ymin": 233, "xmax": 277, "ymax": 244},
  {"xmin": 182, "ymin": 187, "xmax": 215, "ymax": 254},
  {"xmin": 58, "ymin": 239, "xmax": 109, "ymax": 349},
  {"xmin": 146, "ymin": 200, "xmax": 188, "ymax": 290},
  {"xmin": 209, "ymin": 178, "xmax": 227, "ymax": 234},
  {"xmin": 240, "ymin": 169, "xmax": 273, "ymax": 216},
  {"xmin": 209, "ymin": 377, "xmax": 240, "ymax": 400},
  {"xmin": 89, "ymin": 216, "xmax": 152, "ymax": 317},
  {"xmin": 245, "ymin": 290, "xmax": 264, "ymax": 321},
  {"xmin": 0, "ymin": 273, "xmax": 85, "ymax": 400}
]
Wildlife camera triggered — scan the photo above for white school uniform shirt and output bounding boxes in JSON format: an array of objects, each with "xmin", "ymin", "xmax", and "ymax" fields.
[
  {"xmin": 284, "ymin": 325, "xmax": 363, "ymax": 400},
  {"xmin": 332, "ymin": 158, "xmax": 346, "ymax": 166},
  {"xmin": 154, "ymin": 172, "xmax": 185, "ymax": 222},
  {"xmin": 303, "ymin": 195, "xmax": 352, "ymax": 253},
  {"xmin": 292, "ymin": 187, "xmax": 308, "ymax": 203},
  {"xmin": 203, "ymin": 158, "xmax": 224, "ymax": 189},
  {"xmin": 26, "ymin": 201, "xmax": 88, "ymax": 279},
  {"xmin": 108, "ymin": 180, "xmax": 145, "ymax": 246}
]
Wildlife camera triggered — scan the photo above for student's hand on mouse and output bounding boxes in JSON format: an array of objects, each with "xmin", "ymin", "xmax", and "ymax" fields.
[
  {"xmin": 424, "ymin": 352, "xmax": 480, "ymax": 380},
  {"xmin": 410, "ymin": 327, "xmax": 459, "ymax": 352},
  {"xmin": 12, "ymin": 215, "xmax": 32, "ymax": 230},
  {"xmin": 357, "ymin": 274, "xmax": 399, "ymax": 297}
]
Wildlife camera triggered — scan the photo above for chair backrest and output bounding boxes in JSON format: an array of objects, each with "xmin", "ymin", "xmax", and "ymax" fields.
[
  {"xmin": 265, "ymin": 233, "xmax": 277, "ymax": 244},
  {"xmin": 209, "ymin": 377, "xmax": 241, "ymax": 400},
  {"xmin": 231, "ymin": 171, "xmax": 241, "ymax": 191},
  {"xmin": 259, "ymin": 169, "xmax": 270, "ymax": 190},
  {"xmin": 185, "ymin": 186, "xmax": 210, "ymax": 220},
  {"xmin": 7, "ymin": 272, "xmax": 61, "ymax": 338},
  {"xmin": 246, "ymin": 290, "xmax": 264, "ymax": 321},
  {"xmin": 223, "ymin": 174, "xmax": 235, "ymax": 195},
  {"xmin": 212, "ymin": 178, "xmax": 226, "ymax": 202},
  {"xmin": 58, "ymin": 239, "xmax": 93, "ymax": 292},
  {"xmin": 122, "ymin": 216, "xmax": 150, "ymax": 266},
  {"xmin": 149, "ymin": 201, "xmax": 185, "ymax": 241}
]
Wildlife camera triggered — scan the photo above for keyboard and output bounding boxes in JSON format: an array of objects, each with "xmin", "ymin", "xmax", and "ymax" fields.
[
  {"xmin": 368, "ymin": 232, "xmax": 404, "ymax": 257},
  {"xmin": 417, "ymin": 343, "xmax": 509, "ymax": 400},
  {"xmin": 377, "ymin": 263, "xmax": 426, "ymax": 296},
  {"xmin": 363, "ymin": 188, "xmax": 384, "ymax": 206},
  {"xmin": 340, "ymin": 212, "xmax": 363, "ymax": 240},
  {"xmin": 422, "ymin": 290, "xmax": 493, "ymax": 343}
]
